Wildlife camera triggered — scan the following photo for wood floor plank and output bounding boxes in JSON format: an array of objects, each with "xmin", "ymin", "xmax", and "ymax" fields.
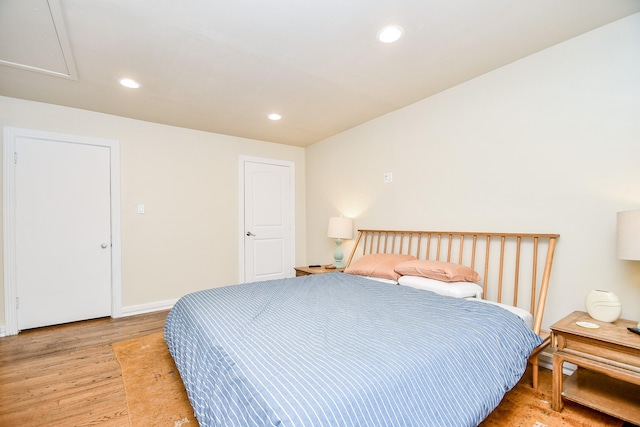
[{"xmin": 0, "ymin": 311, "xmax": 167, "ymax": 427}]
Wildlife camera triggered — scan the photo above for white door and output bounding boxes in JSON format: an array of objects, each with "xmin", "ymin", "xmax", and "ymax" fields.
[
  {"xmin": 14, "ymin": 137, "xmax": 112, "ymax": 330},
  {"xmin": 241, "ymin": 158, "xmax": 294, "ymax": 283}
]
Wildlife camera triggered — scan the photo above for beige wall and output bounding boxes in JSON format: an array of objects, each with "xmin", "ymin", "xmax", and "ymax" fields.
[
  {"xmin": 0, "ymin": 96, "xmax": 306, "ymax": 326},
  {"xmin": 306, "ymin": 13, "xmax": 640, "ymax": 329},
  {"xmin": 2, "ymin": 13, "xmax": 639, "ymax": 333}
]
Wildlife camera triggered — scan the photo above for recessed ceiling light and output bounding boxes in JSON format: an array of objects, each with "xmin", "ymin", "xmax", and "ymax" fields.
[
  {"xmin": 119, "ymin": 78, "xmax": 140, "ymax": 89},
  {"xmin": 377, "ymin": 25, "xmax": 404, "ymax": 43},
  {"xmin": 268, "ymin": 113, "xmax": 282, "ymax": 121}
]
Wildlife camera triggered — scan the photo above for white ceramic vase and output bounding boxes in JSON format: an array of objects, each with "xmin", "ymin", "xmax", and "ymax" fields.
[{"xmin": 584, "ymin": 290, "xmax": 622, "ymax": 323}]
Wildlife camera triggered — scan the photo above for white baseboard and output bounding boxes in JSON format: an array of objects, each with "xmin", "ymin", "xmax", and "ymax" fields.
[
  {"xmin": 0, "ymin": 301, "xmax": 176, "ymax": 337},
  {"xmin": 119, "ymin": 298, "xmax": 178, "ymax": 317},
  {"xmin": 539, "ymin": 350, "xmax": 576, "ymax": 376}
]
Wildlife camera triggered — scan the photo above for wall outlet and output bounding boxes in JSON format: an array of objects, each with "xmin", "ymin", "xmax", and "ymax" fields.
[
  {"xmin": 137, "ymin": 204, "xmax": 145, "ymax": 214},
  {"xmin": 384, "ymin": 172, "xmax": 393, "ymax": 183}
]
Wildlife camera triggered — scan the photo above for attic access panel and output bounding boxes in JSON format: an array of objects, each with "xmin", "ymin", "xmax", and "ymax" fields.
[{"xmin": 0, "ymin": 0, "xmax": 77, "ymax": 79}]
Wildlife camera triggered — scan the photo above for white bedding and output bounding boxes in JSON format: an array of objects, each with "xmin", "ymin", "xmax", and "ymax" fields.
[
  {"xmin": 395, "ymin": 276, "xmax": 533, "ymax": 328},
  {"xmin": 469, "ymin": 298, "xmax": 534, "ymax": 329},
  {"xmin": 397, "ymin": 275, "xmax": 483, "ymax": 298}
]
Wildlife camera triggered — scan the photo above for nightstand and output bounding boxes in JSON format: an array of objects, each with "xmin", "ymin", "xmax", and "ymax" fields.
[
  {"xmin": 550, "ymin": 311, "xmax": 640, "ymax": 424},
  {"xmin": 294, "ymin": 266, "xmax": 344, "ymax": 276}
]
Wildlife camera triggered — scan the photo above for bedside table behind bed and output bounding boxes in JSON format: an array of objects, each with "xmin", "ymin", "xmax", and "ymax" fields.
[
  {"xmin": 294, "ymin": 266, "xmax": 344, "ymax": 276},
  {"xmin": 551, "ymin": 310, "xmax": 640, "ymax": 424}
]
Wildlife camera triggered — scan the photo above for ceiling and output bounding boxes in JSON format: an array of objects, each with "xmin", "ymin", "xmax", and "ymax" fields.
[{"xmin": 1, "ymin": 1, "xmax": 639, "ymax": 147}]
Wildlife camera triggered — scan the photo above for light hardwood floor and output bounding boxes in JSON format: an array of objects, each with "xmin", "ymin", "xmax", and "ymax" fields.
[{"xmin": 0, "ymin": 310, "xmax": 168, "ymax": 427}]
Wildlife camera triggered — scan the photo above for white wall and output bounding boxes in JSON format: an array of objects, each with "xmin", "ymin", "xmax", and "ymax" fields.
[
  {"xmin": 0, "ymin": 96, "xmax": 306, "ymax": 325},
  {"xmin": 306, "ymin": 13, "xmax": 640, "ymax": 329}
]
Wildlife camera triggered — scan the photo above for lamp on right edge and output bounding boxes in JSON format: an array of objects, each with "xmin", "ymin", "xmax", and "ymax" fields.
[
  {"xmin": 617, "ymin": 210, "xmax": 640, "ymax": 328},
  {"xmin": 617, "ymin": 210, "xmax": 640, "ymax": 261}
]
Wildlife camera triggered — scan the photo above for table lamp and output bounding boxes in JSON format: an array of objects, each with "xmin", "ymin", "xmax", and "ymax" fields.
[
  {"xmin": 617, "ymin": 210, "xmax": 640, "ymax": 329},
  {"xmin": 327, "ymin": 216, "xmax": 353, "ymax": 268}
]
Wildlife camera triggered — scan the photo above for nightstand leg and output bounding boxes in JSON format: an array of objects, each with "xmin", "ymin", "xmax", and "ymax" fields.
[{"xmin": 552, "ymin": 353, "xmax": 564, "ymax": 412}]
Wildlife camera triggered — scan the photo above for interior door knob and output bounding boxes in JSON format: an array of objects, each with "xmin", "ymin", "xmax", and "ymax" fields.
[
  {"xmin": 101, "ymin": 242, "xmax": 109, "ymax": 248},
  {"xmin": 246, "ymin": 231, "xmax": 256, "ymax": 236}
]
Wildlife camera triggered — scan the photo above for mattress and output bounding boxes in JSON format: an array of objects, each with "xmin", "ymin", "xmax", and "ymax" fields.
[{"xmin": 165, "ymin": 272, "xmax": 542, "ymax": 427}]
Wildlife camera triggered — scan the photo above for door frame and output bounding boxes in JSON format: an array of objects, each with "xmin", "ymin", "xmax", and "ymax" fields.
[
  {"xmin": 3, "ymin": 126, "xmax": 122, "ymax": 335},
  {"xmin": 238, "ymin": 155, "xmax": 295, "ymax": 283}
]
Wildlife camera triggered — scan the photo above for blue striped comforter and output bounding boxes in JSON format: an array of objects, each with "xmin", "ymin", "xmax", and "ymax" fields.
[{"xmin": 165, "ymin": 273, "xmax": 541, "ymax": 427}]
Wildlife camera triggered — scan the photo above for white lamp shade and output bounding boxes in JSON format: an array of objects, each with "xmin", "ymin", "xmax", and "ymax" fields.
[
  {"xmin": 327, "ymin": 217, "xmax": 353, "ymax": 240},
  {"xmin": 617, "ymin": 210, "xmax": 640, "ymax": 260}
]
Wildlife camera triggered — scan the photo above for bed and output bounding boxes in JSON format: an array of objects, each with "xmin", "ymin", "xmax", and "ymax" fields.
[{"xmin": 165, "ymin": 229, "xmax": 559, "ymax": 427}]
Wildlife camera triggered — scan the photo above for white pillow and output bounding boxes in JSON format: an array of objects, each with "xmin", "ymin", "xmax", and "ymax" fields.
[
  {"xmin": 398, "ymin": 275, "xmax": 483, "ymax": 298},
  {"xmin": 469, "ymin": 298, "xmax": 534, "ymax": 329}
]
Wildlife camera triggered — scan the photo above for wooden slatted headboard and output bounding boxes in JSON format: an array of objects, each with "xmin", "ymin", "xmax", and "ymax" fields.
[{"xmin": 344, "ymin": 230, "xmax": 559, "ymax": 336}]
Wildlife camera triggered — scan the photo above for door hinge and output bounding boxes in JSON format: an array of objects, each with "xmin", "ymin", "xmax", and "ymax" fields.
[
  {"xmin": 14, "ymin": 152, "xmax": 17, "ymax": 164},
  {"xmin": 16, "ymin": 297, "xmax": 19, "ymax": 309}
]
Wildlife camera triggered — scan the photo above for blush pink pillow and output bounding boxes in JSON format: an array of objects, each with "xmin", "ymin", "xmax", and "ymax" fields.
[
  {"xmin": 394, "ymin": 260, "xmax": 480, "ymax": 282},
  {"xmin": 345, "ymin": 253, "xmax": 417, "ymax": 281}
]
